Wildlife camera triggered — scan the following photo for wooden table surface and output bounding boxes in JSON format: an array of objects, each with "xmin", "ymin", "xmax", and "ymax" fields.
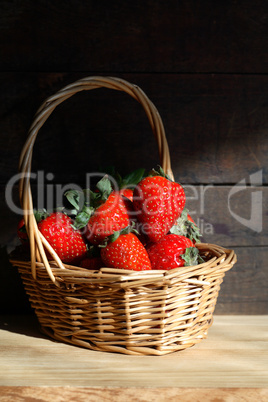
[{"xmin": 0, "ymin": 314, "xmax": 267, "ymax": 401}]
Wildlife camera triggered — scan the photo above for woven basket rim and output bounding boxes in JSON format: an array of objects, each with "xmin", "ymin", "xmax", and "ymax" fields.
[{"xmin": 10, "ymin": 242, "xmax": 237, "ymax": 288}]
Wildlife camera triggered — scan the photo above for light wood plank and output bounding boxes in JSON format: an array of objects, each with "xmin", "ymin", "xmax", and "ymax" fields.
[
  {"xmin": 0, "ymin": 386, "xmax": 267, "ymax": 402},
  {"xmin": 0, "ymin": 315, "xmax": 267, "ymax": 388}
]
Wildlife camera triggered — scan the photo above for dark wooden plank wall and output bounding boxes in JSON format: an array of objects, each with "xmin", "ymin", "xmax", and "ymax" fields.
[{"xmin": 0, "ymin": 1, "xmax": 267, "ymax": 314}]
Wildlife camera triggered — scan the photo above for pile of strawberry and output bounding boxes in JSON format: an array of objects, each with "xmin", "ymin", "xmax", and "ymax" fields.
[{"xmin": 17, "ymin": 167, "xmax": 203, "ymax": 271}]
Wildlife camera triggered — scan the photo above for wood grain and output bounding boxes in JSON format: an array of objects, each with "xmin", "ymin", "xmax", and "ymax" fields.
[
  {"xmin": 1, "ymin": 73, "xmax": 267, "ymax": 185},
  {"xmin": 0, "ymin": 315, "xmax": 267, "ymax": 389},
  {"xmin": 1, "ymin": 1, "xmax": 267, "ymax": 73},
  {"xmin": 0, "ymin": 386, "xmax": 267, "ymax": 402},
  {"xmin": 215, "ymin": 246, "xmax": 268, "ymax": 314}
]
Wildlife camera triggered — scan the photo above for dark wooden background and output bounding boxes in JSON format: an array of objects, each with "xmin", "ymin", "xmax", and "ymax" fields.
[{"xmin": 1, "ymin": 1, "xmax": 267, "ymax": 314}]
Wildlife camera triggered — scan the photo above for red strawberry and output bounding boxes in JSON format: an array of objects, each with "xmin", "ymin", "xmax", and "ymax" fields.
[
  {"xmin": 17, "ymin": 209, "xmax": 49, "ymax": 245},
  {"xmin": 86, "ymin": 191, "xmax": 131, "ymax": 245},
  {"xmin": 100, "ymin": 228, "xmax": 152, "ymax": 271},
  {"xmin": 170, "ymin": 208, "xmax": 201, "ymax": 243},
  {"xmin": 133, "ymin": 174, "xmax": 186, "ymax": 243},
  {"xmin": 187, "ymin": 214, "xmax": 195, "ymax": 224},
  {"xmin": 38, "ymin": 212, "xmax": 87, "ymax": 264},
  {"xmin": 65, "ymin": 176, "xmax": 133, "ymax": 246},
  {"xmin": 146, "ymin": 234, "xmax": 199, "ymax": 270},
  {"xmin": 80, "ymin": 257, "xmax": 103, "ymax": 270},
  {"xmin": 17, "ymin": 218, "xmax": 29, "ymax": 245},
  {"xmin": 119, "ymin": 188, "xmax": 133, "ymax": 201}
]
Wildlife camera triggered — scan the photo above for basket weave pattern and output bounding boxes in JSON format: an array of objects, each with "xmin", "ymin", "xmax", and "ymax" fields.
[{"xmin": 11, "ymin": 76, "xmax": 236, "ymax": 355}]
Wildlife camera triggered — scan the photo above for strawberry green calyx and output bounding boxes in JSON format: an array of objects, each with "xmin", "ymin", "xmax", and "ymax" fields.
[
  {"xmin": 170, "ymin": 208, "xmax": 202, "ymax": 243},
  {"xmin": 72, "ymin": 205, "xmax": 95, "ymax": 230},
  {"xmin": 99, "ymin": 166, "xmax": 145, "ymax": 191},
  {"xmin": 95, "ymin": 175, "xmax": 113, "ymax": 201},
  {"xmin": 65, "ymin": 176, "xmax": 113, "ymax": 211},
  {"xmin": 64, "ymin": 190, "xmax": 94, "ymax": 230},
  {"xmin": 34, "ymin": 208, "xmax": 50, "ymax": 223},
  {"xmin": 100, "ymin": 167, "xmax": 145, "ymax": 202},
  {"xmin": 65, "ymin": 175, "xmax": 114, "ymax": 230},
  {"xmin": 119, "ymin": 168, "xmax": 145, "ymax": 190},
  {"xmin": 148, "ymin": 165, "xmax": 173, "ymax": 181},
  {"xmin": 105, "ymin": 222, "xmax": 139, "ymax": 245},
  {"xmin": 181, "ymin": 247, "xmax": 204, "ymax": 266}
]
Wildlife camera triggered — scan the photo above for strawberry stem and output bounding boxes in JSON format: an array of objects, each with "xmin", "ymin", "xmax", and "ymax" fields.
[
  {"xmin": 104, "ymin": 222, "xmax": 139, "ymax": 245},
  {"xmin": 34, "ymin": 208, "xmax": 49, "ymax": 222},
  {"xmin": 65, "ymin": 176, "xmax": 115, "ymax": 230},
  {"xmin": 95, "ymin": 175, "xmax": 113, "ymax": 201},
  {"xmin": 170, "ymin": 208, "xmax": 202, "ymax": 243},
  {"xmin": 181, "ymin": 247, "xmax": 205, "ymax": 266},
  {"xmin": 148, "ymin": 165, "xmax": 173, "ymax": 181}
]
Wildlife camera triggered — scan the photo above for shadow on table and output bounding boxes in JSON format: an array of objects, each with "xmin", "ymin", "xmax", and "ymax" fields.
[{"xmin": 0, "ymin": 313, "xmax": 49, "ymax": 340}]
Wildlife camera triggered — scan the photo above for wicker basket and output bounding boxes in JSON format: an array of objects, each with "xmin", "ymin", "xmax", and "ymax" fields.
[{"xmin": 10, "ymin": 76, "xmax": 237, "ymax": 356}]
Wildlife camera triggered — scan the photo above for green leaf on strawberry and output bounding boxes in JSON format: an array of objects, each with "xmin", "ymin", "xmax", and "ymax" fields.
[
  {"xmin": 99, "ymin": 166, "xmax": 145, "ymax": 190},
  {"xmin": 101, "ymin": 167, "xmax": 146, "ymax": 202},
  {"xmin": 170, "ymin": 208, "xmax": 202, "ymax": 243},
  {"xmin": 181, "ymin": 246, "xmax": 204, "ymax": 266},
  {"xmin": 65, "ymin": 176, "xmax": 115, "ymax": 230},
  {"xmin": 148, "ymin": 165, "xmax": 173, "ymax": 181},
  {"xmin": 120, "ymin": 168, "xmax": 145, "ymax": 189},
  {"xmin": 65, "ymin": 189, "xmax": 82, "ymax": 211},
  {"xmin": 104, "ymin": 222, "xmax": 139, "ymax": 245},
  {"xmin": 34, "ymin": 208, "xmax": 50, "ymax": 222},
  {"xmin": 95, "ymin": 175, "xmax": 113, "ymax": 201},
  {"xmin": 72, "ymin": 205, "xmax": 95, "ymax": 230},
  {"xmin": 65, "ymin": 176, "xmax": 112, "ymax": 213}
]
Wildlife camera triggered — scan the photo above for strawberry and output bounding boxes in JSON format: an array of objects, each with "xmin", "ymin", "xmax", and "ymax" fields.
[
  {"xmin": 93, "ymin": 186, "xmax": 134, "ymax": 201},
  {"xmin": 170, "ymin": 208, "xmax": 202, "ymax": 243},
  {"xmin": 38, "ymin": 212, "xmax": 87, "ymax": 264},
  {"xmin": 187, "ymin": 214, "xmax": 195, "ymax": 224},
  {"xmin": 133, "ymin": 169, "xmax": 186, "ymax": 243},
  {"xmin": 119, "ymin": 188, "xmax": 134, "ymax": 201},
  {"xmin": 100, "ymin": 227, "xmax": 152, "ymax": 271},
  {"xmin": 80, "ymin": 257, "xmax": 103, "ymax": 270},
  {"xmin": 146, "ymin": 234, "xmax": 201, "ymax": 270},
  {"xmin": 65, "ymin": 176, "xmax": 132, "ymax": 245},
  {"xmin": 86, "ymin": 191, "xmax": 131, "ymax": 245},
  {"xmin": 17, "ymin": 209, "xmax": 48, "ymax": 245},
  {"xmin": 17, "ymin": 218, "xmax": 29, "ymax": 245}
]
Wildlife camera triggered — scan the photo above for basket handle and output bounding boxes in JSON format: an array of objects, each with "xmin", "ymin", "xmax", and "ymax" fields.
[{"xmin": 18, "ymin": 76, "xmax": 174, "ymax": 284}]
